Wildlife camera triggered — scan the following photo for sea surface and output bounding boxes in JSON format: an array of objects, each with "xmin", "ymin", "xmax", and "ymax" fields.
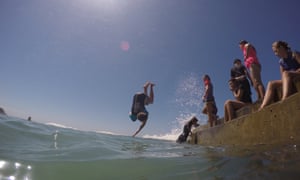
[{"xmin": 1, "ymin": 115, "xmax": 300, "ymax": 180}]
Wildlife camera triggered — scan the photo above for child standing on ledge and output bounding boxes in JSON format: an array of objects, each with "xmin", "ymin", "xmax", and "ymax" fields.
[
  {"xmin": 202, "ymin": 74, "xmax": 218, "ymax": 127},
  {"xmin": 239, "ymin": 40, "xmax": 265, "ymax": 102}
]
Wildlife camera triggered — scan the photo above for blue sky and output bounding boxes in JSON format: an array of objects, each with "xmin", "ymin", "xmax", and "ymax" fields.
[{"xmin": 0, "ymin": 0, "xmax": 299, "ymax": 137}]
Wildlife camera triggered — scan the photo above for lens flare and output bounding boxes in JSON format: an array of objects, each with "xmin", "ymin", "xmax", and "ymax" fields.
[{"xmin": 120, "ymin": 41, "xmax": 130, "ymax": 51}]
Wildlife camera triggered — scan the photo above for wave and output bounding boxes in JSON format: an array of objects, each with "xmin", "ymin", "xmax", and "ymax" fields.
[
  {"xmin": 45, "ymin": 122, "xmax": 78, "ymax": 130},
  {"xmin": 1, "ymin": 115, "xmax": 300, "ymax": 180},
  {"xmin": 47, "ymin": 122, "xmax": 121, "ymax": 136},
  {"xmin": 142, "ymin": 116, "xmax": 205, "ymax": 141},
  {"xmin": 142, "ymin": 133, "xmax": 179, "ymax": 141},
  {"xmin": 95, "ymin": 130, "xmax": 120, "ymax": 136}
]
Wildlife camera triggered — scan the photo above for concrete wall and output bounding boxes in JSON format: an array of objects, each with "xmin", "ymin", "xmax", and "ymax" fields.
[{"xmin": 190, "ymin": 79, "xmax": 300, "ymax": 147}]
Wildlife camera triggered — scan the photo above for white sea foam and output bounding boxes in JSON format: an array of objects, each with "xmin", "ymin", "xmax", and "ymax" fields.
[
  {"xmin": 95, "ymin": 130, "xmax": 120, "ymax": 136},
  {"xmin": 46, "ymin": 122, "xmax": 78, "ymax": 130},
  {"xmin": 143, "ymin": 129, "xmax": 181, "ymax": 141}
]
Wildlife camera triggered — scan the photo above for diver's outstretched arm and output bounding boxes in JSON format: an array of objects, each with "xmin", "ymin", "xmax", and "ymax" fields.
[{"xmin": 132, "ymin": 120, "xmax": 147, "ymax": 137}]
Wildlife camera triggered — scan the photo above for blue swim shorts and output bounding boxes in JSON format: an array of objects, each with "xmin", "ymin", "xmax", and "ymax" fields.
[
  {"xmin": 129, "ymin": 110, "xmax": 149, "ymax": 122},
  {"xmin": 129, "ymin": 113, "xmax": 137, "ymax": 122}
]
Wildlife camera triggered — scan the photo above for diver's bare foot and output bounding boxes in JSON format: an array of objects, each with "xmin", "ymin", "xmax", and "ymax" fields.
[
  {"xmin": 144, "ymin": 81, "xmax": 151, "ymax": 88},
  {"xmin": 150, "ymin": 83, "xmax": 155, "ymax": 87}
]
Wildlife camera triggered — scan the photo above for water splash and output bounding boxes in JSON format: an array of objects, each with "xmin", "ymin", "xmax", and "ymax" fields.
[
  {"xmin": 175, "ymin": 73, "xmax": 203, "ymax": 110},
  {"xmin": 174, "ymin": 72, "xmax": 206, "ymax": 125},
  {"xmin": 144, "ymin": 72, "xmax": 207, "ymax": 141}
]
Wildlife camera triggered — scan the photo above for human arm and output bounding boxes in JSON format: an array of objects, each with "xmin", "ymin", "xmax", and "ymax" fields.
[
  {"xmin": 132, "ymin": 120, "xmax": 147, "ymax": 137},
  {"xmin": 230, "ymin": 69, "xmax": 235, "ymax": 79},
  {"xmin": 244, "ymin": 68, "xmax": 253, "ymax": 86},
  {"xmin": 202, "ymin": 85, "xmax": 209, "ymax": 102}
]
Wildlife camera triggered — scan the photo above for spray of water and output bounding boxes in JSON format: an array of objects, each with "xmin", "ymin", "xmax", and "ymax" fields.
[{"xmin": 143, "ymin": 72, "xmax": 207, "ymax": 141}]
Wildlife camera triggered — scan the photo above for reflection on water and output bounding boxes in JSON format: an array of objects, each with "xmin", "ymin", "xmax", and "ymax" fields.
[
  {"xmin": 201, "ymin": 144, "xmax": 300, "ymax": 179},
  {"xmin": 1, "ymin": 115, "xmax": 300, "ymax": 179},
  {"xmin": 121, "ymin": 141, "xmax": 149, "ymax": 155},
  {"xmin": 0, "ymin": 160, "xmax": 32, "ymax": 180}
]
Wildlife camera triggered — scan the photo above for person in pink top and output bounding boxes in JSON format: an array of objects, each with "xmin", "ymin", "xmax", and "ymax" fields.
[{"xmin": 239, "ymin": 40, "xmax": 265, "ymax": 102}]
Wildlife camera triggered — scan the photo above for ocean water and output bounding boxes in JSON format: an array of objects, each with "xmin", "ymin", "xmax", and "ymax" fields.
[{"xmin": 1, "ymin": 115, "xmax": 300, "ymax": 180}]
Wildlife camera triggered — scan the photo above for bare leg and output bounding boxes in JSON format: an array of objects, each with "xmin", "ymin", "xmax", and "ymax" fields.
[
  {"xmin": 250, "ymin": 65, "xmax": 265, "ymax": 101},
  {"xmin": 282, "ymin": 71, "xmax": 290, "ymax": 100},
  {"xmin": 132, "ymin": 120, "xmax": 147, "ymax": 137},
  {"xmin": 207, "ymin": 105, "xmax": 213, "ymax": 127},
  {"xmin": 206, "ymin": 102, "xmax": 216, "ymax": 127},
  {"xmin": 143, "ymin": 82, "xmax": 151, "ymax": 95},
  {"xmin": 227, "ymin": 102, "xmax": 235, "ymax": 121},
  {"xmin": 144, "ymin": 82, "xmax": 154, "ymax": 104},
  {"xmin": 149, "ymin": 83, "xmax": 155, "ymax": 103},
  {"xmin": 254, "ymin": 86, "xmax": 260, "ymax": 102},
  {"xmin": 258, "ymin": 84, "xmax": 265, "ymax": 100},
  {"xmin": 259, "ymin": 80, "xmax": 282, "ymax": 110},
  {"xmin": 282, "ymin": 71, "xmax": 300, "ymax": 100},
  {"xmin": 202, "ymin": 105, "xmax": 207, "ymax": 115},
  {"xmin": 224, "ymin": 100, "xmax": 230, "ymax": 122},
  {"xmin": 253, "ymin": 78, "xmax": 265, "ymax": 101},
  {"xmin": 225, "ymin": 100, "xmax": 246, "ymax": 121}
]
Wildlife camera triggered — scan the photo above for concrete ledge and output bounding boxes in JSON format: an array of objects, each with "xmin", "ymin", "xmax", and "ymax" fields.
[
  {"xmin": 190, "ymin": 89, "xmax": 300, "ymax": 147},
  {"xmin": 235, "ymin": 78, "xmax": 300, "ymax": 119},
  {"xmin": 294, "ymin": 76, "xmax": 300, "ymax": 91}
]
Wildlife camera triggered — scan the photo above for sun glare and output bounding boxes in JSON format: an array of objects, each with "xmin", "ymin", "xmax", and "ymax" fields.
[{"xmin": 84, "ymin": 0, "xmax": 118, "ymax": 9}]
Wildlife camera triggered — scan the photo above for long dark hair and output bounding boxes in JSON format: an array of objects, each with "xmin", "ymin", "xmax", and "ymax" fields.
[
  {"xmin": 239, "ymin": 40, "xmax": 256, "ymax": 53},
  {"xmin": 272, "ymin": 41, "xmax": 291, "ymax": 52}
]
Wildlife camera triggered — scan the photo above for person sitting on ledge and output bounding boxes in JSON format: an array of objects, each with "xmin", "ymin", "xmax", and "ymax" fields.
[
  {"xmin": 176, "ymin": 116, "xmax": 199, "ymax": 143},
  {"xmin": 224, "ymin": 78, "xmax": 252, "ymax": 122},
  {"xmin": 231, "ymin": 59, "xmax": 252, "ymax": 91},
  {"xmin": 259, "ymin": 41, "xmax": 300, "ymax": 110}
]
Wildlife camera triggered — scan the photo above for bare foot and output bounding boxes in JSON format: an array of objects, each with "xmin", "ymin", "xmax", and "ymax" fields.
[
  {"xmin": 257, "ymin": 107, "xmax": 263, "ymax": 111},
  {"xmin": 143, "ymin": 81, "xmax": 151, "ymax": 88}
]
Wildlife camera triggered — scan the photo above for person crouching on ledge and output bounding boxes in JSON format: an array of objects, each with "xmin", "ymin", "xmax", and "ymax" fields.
[{"xmin": 176, "ymin": 116, "xmax": 199, "ymax": 143}]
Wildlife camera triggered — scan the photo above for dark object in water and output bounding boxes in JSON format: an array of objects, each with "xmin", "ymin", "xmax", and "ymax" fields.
[{"xmin": 0, "ymin": 107, "xmax": 6, "ymax": 115}]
